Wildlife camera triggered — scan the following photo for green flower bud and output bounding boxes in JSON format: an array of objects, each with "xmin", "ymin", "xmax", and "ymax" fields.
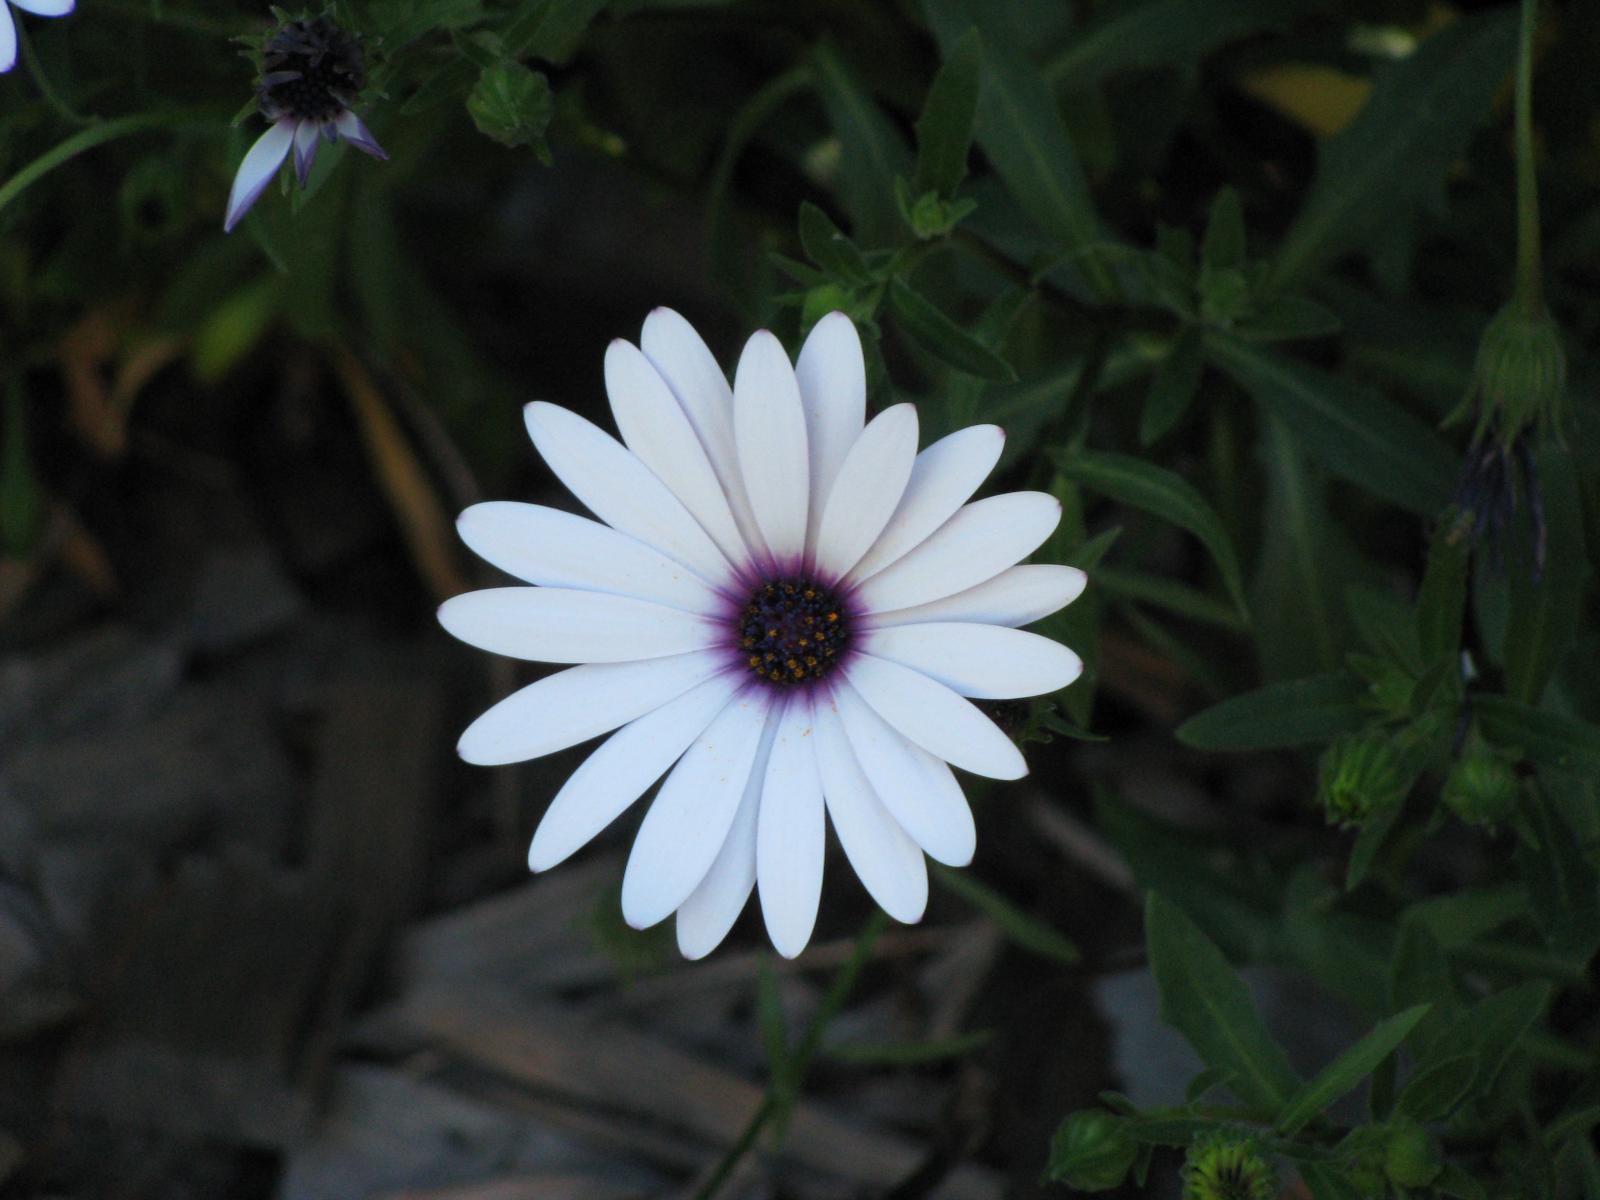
[
  {"xmin": 1442, "ymin": 737, "xmax": 1520, "ymax": 828},
  {"xmin": 1384, "ymin": 1121, "xmax": 1443, "ymax": 1189},
  {"xmin": 1341, "ymin": 1126, "xmax": 1388, "ymax": 1198},
  {"xmin": 1317, "ymin": 734, "xmax": 1410, "ymax": 829},
  {"xmin": 1046, "ymin": 1110, "xmax": 1138, "ymax": 1192},
  {"xmin": 1182, "ymin": 1131, "xmax": 1276, "ymax": 1200},
  {"xmin": 1456, "ymin": 301, "xmax": 1567, "ymax": 445}
]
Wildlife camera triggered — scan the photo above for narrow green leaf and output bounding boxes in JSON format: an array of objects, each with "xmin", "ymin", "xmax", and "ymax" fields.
[
  {"xmin": 1476, "ymin": 696, "xmax": 1600, "ymax": 775},
  {"xmin": 1140, "ymin": 324, "xmax": 1204, "ymax": 444},
  {"xmin": 797, "ymin": 201, "xmax": 874, "ymax": 285},
  {"xmin": 810, "ymin": 42, "xmax": 914, "ymax": 247},
  {"xmin": 1200, "ymin": 187, "xmax": 1246, "ymax": 274},
  {"xmin": 1395, "ymin": 1053, "xmax": 1479, "ymax": 1123},
  {"xmin": 1097, "ymin": 565, "xmax": 1246, "ymax": 630},
  {"xmin": 504, "ymin": 0, "xmax": 608, "ymax": 63},
  {"xmin": 1236, "ymin": 295, "xmax": 1342, "ymax": 344},
  {"xmin": 914, "ymin": 28, "xmax": 982, "ymax": 198},
  {"xmin": 1505, "ymin": 447, "xmax": 1589, "ymax": 705},
  {"xmin": 1515, "ymin": 786, "xmax": 1600, "ymax": 964},
  {"xmin": 1270, "ymin": 10, "xmax": 1519, "ymax": 288},
  {"xmin": 1055, "ymin": 448, "xmax": 1248, "ymax": 618},
  {"xmin": 1176, "ymin": 674, "xmax": 1369, "ymax": 752},
  {"xmin": 1206, "ymin": 332, "xmax": 1456, "ymax": 516},
  {"xmin": 933, "ymin": 865, "xmax": 1080, "ymax": 964},
  {"xmin": 1345, "ymin": 804, "xmax": 1401, "ymax": 892},
  {"xmin": 1432, "ymin": 980, "xmax": 1554, "ymax": 1101},
  {"xmin": 1145, "ymin": 892, "xmax": 1302, "ymax": 1111},
  {"xmin": 887, "ymin": 277, "xmax": 1018, "ymax": 381},
  {"xmin": 1275, "ymin": 1005, "xmax": 1430, "ymax": 1136},
  {"xmin": 1416, "ymin": 525, "xmax": 1470, "ymax": 666}
]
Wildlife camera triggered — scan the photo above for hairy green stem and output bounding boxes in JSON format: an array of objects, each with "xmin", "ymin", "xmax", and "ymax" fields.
[{"xmin": 1513, "ymin": 0, "xmax": 1543, "ymax": 316}]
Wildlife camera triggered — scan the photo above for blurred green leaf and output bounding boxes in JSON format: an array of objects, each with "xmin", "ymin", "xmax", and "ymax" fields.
[
  {"xmin": 1345, "ymin": 805, "xmax": 1401, "ymax": 892},
  {"xmin": 191, "ymin": 275, "xmax": 284, "ymax": 384},
  {"xmin": 1515, "ymin": 786, "xmax": 1600, "ymax": 964},
  {"xmin": 1269, "ymin": 10, "xmax": 1519, "ymax": 289},
  {"xmin": 913, "ymin": 28, "xmax": 981, "ymax": 199},
  {"xmin": 1236, "ymin": 295, "xmax": 1342, "ymax": 344},
  {"xmin": 1056, "ymin": 447, "xmax": 1248, "ymax": 618},
  {"xmin": 1176, "ymin": 674, "xmax": 1370, "ymax": 752},
  {"xmin": 1505, "ymin": 447, "xmax": 1589, "ymax": 705},
  {"xmin": 1417, "ymin": 526, "xmax": 1470, "ymax": 667},
  {"xmin": 1445, "ymin": 980, "xmax": 1553, "ymax": 1098},
  {"xmin": 887, "ymin": 276, "xmax": 1018, "ymax": 381},
  {"xmin": 1476, "ymin": 696, "xmax": 1600, "ymax": 775},
  {"xmin": 1200, "ymin": 187, "xmax": 1246, "ymax": 275},
  {"xmin": 1097, "ymin": 565, "xmax": 1245, "ymax": 630},
  {"xmin": 1140, "ymin": 324, "xmax": 1203, "ymax": 445},
  {"xmin": 505, "ymin": 0, "xmax": 609, "ymax": 63},
  {"xmin": 1206, "ymin": 333, "xmax": 1456, "ymax": 516},
  {"xmin": 1395, "ymin": 1053, "xmax": 1480, "ymax": 1123},
  {"xmin": 1275, "ymin": 1005, "xmax": 1430, "ymax": 1135},
  {"xmin": 810, "ymin": 42, "xmax": 914, "ymax": 248},
  {"xmin": 467, "ymin": 60, "xmax": 554, "ymax": 156},
  {"xmin": 1145, "ymin": 892, "xmax": 1302, "ymax": 1111},
  {"xmin": 797, "ymin": 201, "xmax": 874, "ymax": 286},
  {"xmin": 933, "ymin": 865, "xmax": 1081, "ymax": 964}
]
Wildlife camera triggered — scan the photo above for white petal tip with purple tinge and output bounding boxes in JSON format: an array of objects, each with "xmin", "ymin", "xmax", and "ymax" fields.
[
  {"xmin": 223, "ymin": 119, "xmax": 295, "ymax": 233},
  {"xmin": 335, "ymin": 110, "xmax": 388, "ymax": 160}
]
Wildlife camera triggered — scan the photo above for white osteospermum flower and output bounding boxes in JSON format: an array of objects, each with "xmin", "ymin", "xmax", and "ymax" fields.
[
  {"xmin": 441, "ymin": 310, "xmax": 1087, "ymax": 959},
  {"xmin": 0, "ymin": 0, "xmax": 74, "ymax": 75}
]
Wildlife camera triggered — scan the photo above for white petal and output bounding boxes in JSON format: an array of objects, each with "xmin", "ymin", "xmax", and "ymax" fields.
[
  {"xmin": 675, "ymin": 711, "xmax": 780, "ymax": 959},
  {"xmin": 455, "ymin": 650, "xmax": 728, "ymax": 766},
  {"xmin": 864, "ymin": 565, "xmax": 1088, "ymax": 629},
  {"xmin": 523, "ymin": 402, "xmax": 735, "ymax": 586},
  {"xmin": 622, "ymin": 690, "xmax": 773, "ymax": 929},
  {"xmin": 223, "ymin": 120, "xmax": 294, "ymax": 233},
  {"xmin": 640, "ymin": 307, "xmax": 765, "ymax": 558},
  {"xmin": 457, "ymin": 502, "xmax": 723, "ymax": 616},
  {"xmin": 10, "ymin": 0, "xmax": 74, "ymax": 16},
  {"xmin": 854, "ymin": 492, "xmax": 1061, "ymax": 615},
  {"xmin": 292, "ymin": 118, "xmax": 321, "ymax": 186},
  {"xmin": 845, "ymin": 654, "xmax": 1027, "ymax": 781},
  {"xmin": 813, "ymin": 403, "xmax": 919, "ymax": 580},
  {"xmin": 438, "ymin": 587, "xmax": 720, "ymax": 663},
  {"xmin": 849, "ymin": 425, "xmax": 1005, "ymax": 582},
  {"xmin": 734, "ymin": 331, "xmax": 809, "ymax": 564},
  {"xmin": 334, "ymin": 109, "xmax": 388, "ymax": 159},
  {"xmin": 604, "ymin": 340, "xmax": 750, "ymax": 570},
  {"xmin": 813, "ymin": 694, "xmax": 928, "ymax": 923},
  {"xmin": 860, "ymin": 625, "xmax": 1083, "ymax": 699},
  {"xmin": 0, "ymin": 7, "xmax": 15, "ymax": 74},
  {"xmin": 756, "ymin": 697, "xmax": 825, "ymax": 958},
  {"xmin": 528, "ymin": 673, "xmax": 742, "ymax": 871},
  {"xmin": 831, "ymin": 681, "xmax": 977, "ymax": 866},
  {"xmin": 795, "ymin": 313, "xmax": 866, "ymax": 551}
]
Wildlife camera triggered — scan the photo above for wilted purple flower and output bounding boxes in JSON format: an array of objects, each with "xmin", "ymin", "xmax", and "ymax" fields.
[
  {"xmin": 223, "ymin": 14, "xmax": 386, "ymax": 233},
  {"xmin": 0, "ymin": 0, "xmax": 74, "ymax": 75}
]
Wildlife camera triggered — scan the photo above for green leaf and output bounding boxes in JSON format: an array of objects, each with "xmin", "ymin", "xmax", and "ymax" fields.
[
  {"xmin": 1395, "ymin": 1053, "xmax": 1480, "ymax": 1123},
  {"xmin": 1275, "ymin": 1005, "xmax": 1430, "ymax": 1136},
  {"xmin": 1476, "ymin": 696, "xmax": 1600, "ymax": 775},
  {"xmin": 933, "ymin": 865, "xmax": 1080, "ymax": 964},
  {"xmin": 887, "ymin": 277, "xmax": 1018, "ymax": 381},
  {"xmin": 1433, "ymin": 980, "xmax": 1554, "ymax": 1101},
  {"xmin": 826, "ymin": 1028, "xmax": 993, "ymax": 1065},
  {"xmin": 466, "ymin": 60, "xmax": 554, "ymax": 155},
  {"xmin": 504, "ymin": 0, "xmax": 608, "ymax": 63},
  {"xmin": 1515, "ymin": 785, "xmax": 1600, "ymax": 964},
  {"xmin": 797, "ymin": 201, "xmax": 874, "ymax": 285},
  {"xmin": 1417, "ymin": 526, "xmax": 1470, "ymax": 666},
  {"xmin": 1206, "ymin": 332, "xmax": 1456, "ymax": 516},
  {"xmin": 1176, "ymin": 674, "xmax": 1370, "ymax": 752},
  {"xmin": 192, "ymin": 275, "xmax": 285, "ymax": 383},
  {"xmin": 1505, "ymin": 447, "xmax": 1589, "ymax": 705},
  {"xmin": 923, "ymin": 0, "xmax": 1115, "ymax": 298},
  {"xmin": 913, "ymin": 28, "xmax": 982, "ymax": 198},
  {"xmin": 1140, "ymin": 324, "xmax": 1204, "ymax": 444},
  {"xmin": 1269, "ymin": 9, "xmax": 1519, "ymax": 288},
  {"xmin": 1200, "ymin": 187, "xmax": 1246, "ymax": 274},
  {"xmin": 1055, "ymin": 448, "xmax": 1248, "ymax": 618},
  {"xmin": 1145, "ymin": 892, "xmax": 1301, "ymax": 1110},
  {"xmin": 810, "ymin": 42, "xmax": 914, "ymax": 247},
  {"xmin": 1345, "ymin": 804, "xmax": 1401, "ymax": 892},
  {"xmin": 1435, "ymin": 1163, "xmax": 1492, "ymax": 1200},
  {"xmin": 1235, "ymin": 295, "xmax": 1342, "ymax": 344},
  {"xmin": 1096, "ymin": 566, "xmax": 1246, "ymax": 630}
]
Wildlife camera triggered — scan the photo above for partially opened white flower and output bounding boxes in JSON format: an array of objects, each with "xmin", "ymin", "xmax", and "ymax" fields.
[
  {"xmin": 441, "ymin": 310, "xmax": 1087, "ymax": 959},
  {"xmin": 0, "ymin": 0, "xmax": 74, "ymax": 75}
]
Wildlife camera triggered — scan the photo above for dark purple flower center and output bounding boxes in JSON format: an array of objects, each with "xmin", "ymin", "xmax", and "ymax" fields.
[
  {"xmin": 738, "ymin": 577, "xmax": 850, "ymax": 686},
  {"xmin": 257, "ymin": 17, "xmax": 366, "ymax": 124}
]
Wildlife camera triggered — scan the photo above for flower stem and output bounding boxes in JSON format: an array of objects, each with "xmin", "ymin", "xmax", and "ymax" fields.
[{"xmin": 1512, "ymin": 0, "xmax": 1543, "ymax": 317}]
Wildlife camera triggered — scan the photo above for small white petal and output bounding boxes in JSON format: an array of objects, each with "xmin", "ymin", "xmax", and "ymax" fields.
[
  {"xmin": 457, "ymin": 502, "xmax": 723, "ymax": 615},
  {"xmin": 623, "ymin": 691, "xmax": 774, "ymax": 929},
  {"xmin": 223, "ymin": 120, "xmax": 295, "ymax": 233},
  {"xmin": 854, "ymin": 492, "xmax": 1061, "ymax": 615},
  {"xmin": 523, "ymin": 402, "xmax": 735, "ymax": 586},
  {"xmin": 640, "ymin": 307, "xmax": 766, "ymax": 559},
  {"xmin": 292, "ymin": 119, "xmax": 320, "ymax": 186},
  {"xmin": 604, "ymin": 340, "xmax": 750, "ymax": 570},
  {"xmin": 813, "ymin": 694, "xmax": 928, "ymax": 923},
  {"xmin": 0, "ymin": 7, "xmax": 15, "ymax": 74},
  {"xmin": 528, "ymin": 673, "xmax": 742, "ymax": 871},
  {"xmin": 864, "ymin": 564, "xmax": 1088, "ymax": 629},
  {"xmin": 814, "ymin": 403, "xmax": 919, "ymax": 580},
  {"xmin": 860, "ymin": 625, "xmax": 1083, "ymax": 699},
  {"xmin": 334, "ymin": 109, "xmax": 388, "ymax": 159},
  {"xmin": 455, "ymin": 649, "xmax": 728, "ymax": 766},
  {"xmin": 849, "ymin": 425, "xmax": 1005, "ymax": 582},
  {"xmin": 832, "ymin": 681, "xmax": 977, "ymax": 866},
  {"xmin": 756, "ymin": 697, "xmax": 826, "ymax": 958},
  {"xmin": 675, "ymin": 711, "xmax": 781, "ymax": 959},
  {"xmin": 438, "ymin": 587, "xmax": 720, "ymax": 663},
  {"xmin": 846, "ymin": 654, "xmax": 1027, "ymax": 781},
  {"xmin": 734, "ymin": 331, "xmax": 810, "ymax": 564},
  {"xmin": 795, "ymin": 313, "xmax": 867, "ymax": 551},
  {"xmin": 10, "ymin": 0, "xmax": 74, "ymax": 16}
]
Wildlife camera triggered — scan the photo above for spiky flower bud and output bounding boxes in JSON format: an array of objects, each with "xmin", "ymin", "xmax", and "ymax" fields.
[
  {"xmin": 1046, "ymin": 1110, "xmax": 1138, "ymax": 1192},
  {"xmin": 1182, "ymin": 1131, "xmax": 1276, "ymax": 1200},
  {"xmin": 257, "ymin": 14, "xmax": 367, "ymax": 126},
  {"xmin": 1317, "ymin": 733, "xmax": 1410, "ymax": 828},
  {"xmin": 1442, "ymin": 737, "xmax": 1520, "ymax": 828},
  {"xmin": 1460, "ymin": 302, "xmax": 1567, "ymax": 447}
]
